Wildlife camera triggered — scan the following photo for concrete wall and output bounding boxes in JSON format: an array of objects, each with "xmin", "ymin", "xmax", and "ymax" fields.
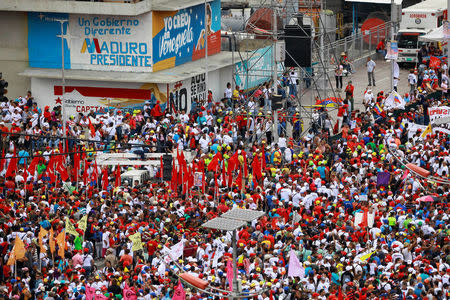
[{"xmin": 0, "ymin": 11, "xmax": 30, "ymax": 99}]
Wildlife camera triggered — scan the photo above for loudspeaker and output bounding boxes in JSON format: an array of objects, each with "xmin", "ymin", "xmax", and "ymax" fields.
[
  {"xmin": 162, "ymin": 154, "xmax": 173, "ymax": 181},
  {"xmin": 272, "ymin": 94, "xmax": 283, "ymax": 110},
  {"xmin": 284, "ymin": 25, "xmax": 311, "ymax": 68}
]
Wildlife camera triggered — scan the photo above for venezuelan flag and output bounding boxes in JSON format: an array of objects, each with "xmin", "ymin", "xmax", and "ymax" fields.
[{"xmin": 374, "ymin": 103, "xmax": 384, "ymax": 115}]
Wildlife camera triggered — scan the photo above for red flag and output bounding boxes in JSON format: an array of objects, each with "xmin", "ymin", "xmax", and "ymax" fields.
[
  {"xmin": 56, "ymin": 155, "xmax": 69, "ymax": 182},
  {"xmin": 0, "ymin": 149, "xmax": 5, "ymax": 173},
  {"xmin": 115, "ymin": 166, "xmax": 121, "ymax": 188},
  {"xmin": 242, "ymin": 151, "xmax": 248, "ymax": 177},
  {"xmin": 236, "ymin": 168, "xmax": 243, "ymax": 190},
  {"xmin": 172, "ymin": 280, "xmax": 186, "ymax": 300},
  {"xmin": 202, "ymin": 169, "xmax": 206, "ymax": 193},
  {"xmin": 360, "ymin": 207, "xmax": 369, "ymax": 229},
  {"xmin": 91, "ymin": 160, "xmax": 99, "ymax": 183},
  {"xmin": 27, "ymin": 156, "xmax": 40, "ymax": 176},
  {"xmin": 429, "ymin": 56, "xmax": 441, "ymax": 69},
  {"xmin": 261, "ymin": 148, "xmax": 266, "ymax": 171},
  {"xmin": 82, "ymin": 160, "xmax": 89, "ymax": 186},
  {"xmin": 88, "ymin": 118, "xmax": 95, "ymax": 137},
  {"xmin": 5, "ymin": 154, "xmax": 18, "ymax": 178},
  {"xmin": 160, "ymin": 156, "xmax": 163, "ymax": 179},
  {"xmin": 272, "ymin": 217, "xmax": 278, "ymax": 230},
  {"xmin": 171, "ymin": 160, "xmax": 177, "ymax": 191},
  {"xmin": 73, "ymin": 149, "xmax": 80, "ymax": 180},
  {"xmin": 269, "ymin": 290, "xmax": 274, "ymax": 300},
  {"xmin": 44, "ymin": 154, "xmax": 56, "ymax": 183},
  {"xmin": 228, "ymin": 151, "xmax": 239, "ymax": 173},
  {"xmin": 252, "ymin": 155, "xmax": 262, "ymax": 180},
  {"xmin": 102, "ymin": 167, "xmax": 109, "ymax": 190},
  {"xmin": 208, "ymin": 152, "xmax": 222, "ymax": 172},
  {"xmin": 338, "ymin": 287, "xmax": 344, "ymax": 300},
  {"xmin": 226, "ymin": 259, "xmax": 233, "ymax": 292}
]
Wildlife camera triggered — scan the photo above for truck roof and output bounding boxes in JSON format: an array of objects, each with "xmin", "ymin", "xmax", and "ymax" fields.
[
  {"xmin": 402, "ymin": 0, "xmax": 447, "ymax": 12},
  {"xmin": 398, "ymin": 28, "xmax": 428, "ymax": 33}
]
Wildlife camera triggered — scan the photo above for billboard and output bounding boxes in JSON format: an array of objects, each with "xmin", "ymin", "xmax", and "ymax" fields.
[
  {"xmin": 28, "ymin": 12, "xmax": 153, "ymax": 72},
  {"xmin": 152, "ymin": 0, "xmax": 221, "ymax": 72}
]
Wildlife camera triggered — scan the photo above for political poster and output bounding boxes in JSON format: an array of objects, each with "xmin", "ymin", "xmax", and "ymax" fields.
[
  {"xmin": 385, "ymin": 40, "xmax": 398, "ymax": 60},
  {"xmin": 194, "ymin": 172, "xmax": 203, "ymax": 187},
  {"xmin": 152, "ymin": 0, "xmax": 221, "ymax": 72},
  {"xmin": 28, "ymin": 12, "xmax": 153, "ymax": 72}
]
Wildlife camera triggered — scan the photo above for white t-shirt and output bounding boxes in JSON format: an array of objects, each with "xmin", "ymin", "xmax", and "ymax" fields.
[
  {"xmin": 224, "ymin": 88, "xmax": 232, "ymax": 98},
  {"xmin": 367, "ymin": 60, "xmax": 376, "ymax": 72}
]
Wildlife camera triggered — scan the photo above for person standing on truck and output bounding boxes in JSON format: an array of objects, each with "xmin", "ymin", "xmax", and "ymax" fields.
[
  {"xmin": 367, "ymin": 57, "xmax": 376, "ymax": 87},
  {"xmin": 418, "ymin": 45, "xmax": 428, "ymax": 65}
]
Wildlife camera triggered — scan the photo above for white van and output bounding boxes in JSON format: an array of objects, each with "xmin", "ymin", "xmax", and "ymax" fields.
[
  {"xmin": 397, "ymin": 0, "xmax": 446, "ymax": 65},
  {"xmin": 121, "ymin": 169, "xmax": 150, "ymax": 187}
]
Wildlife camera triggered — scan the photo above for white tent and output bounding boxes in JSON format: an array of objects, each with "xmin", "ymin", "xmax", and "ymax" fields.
[{"xmin": 419, "ymin": 25, "xmax": 447, "ymax": 43}]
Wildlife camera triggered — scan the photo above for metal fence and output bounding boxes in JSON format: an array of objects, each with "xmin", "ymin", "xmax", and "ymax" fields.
[{"xmin": 313, "ymin": 21, "xmax": 392, "ymax": 67}]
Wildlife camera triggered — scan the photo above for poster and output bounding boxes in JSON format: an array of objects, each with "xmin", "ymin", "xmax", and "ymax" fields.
[
  {"xmin": 28, "ymin": 12, "xmax": 153, "ymax": 72},
  {"xmin": 194, "ymin": 172, "xmax": 203, "ymax": 187},
  {"xmin": 385, "ymin": 40, "xmax": 398, "ymax": 60},
  {"xmin": 234, "ymin": 46, "xmax": 284, "ymax": 90},
  {"xmin": 152, "ymin": 0, "xmax": 221, "ymax": 72}
]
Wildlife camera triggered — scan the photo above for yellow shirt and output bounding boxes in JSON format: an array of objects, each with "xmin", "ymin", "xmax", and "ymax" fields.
[{"xmin": 232, "ymin": 89, "xmax": 239, "ymax": 100}]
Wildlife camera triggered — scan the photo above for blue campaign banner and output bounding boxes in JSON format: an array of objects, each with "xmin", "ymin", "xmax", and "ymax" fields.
[
  {"xmin": 152, "ymin": 0, "xmax": 221, "ymax": 72},
  {"xmin": 28, "ymin": 12, "xmax": 71, "ymax": 69},
  {"xmin": 28, "ymin": 12, "xmax": 153, "ymax": 72}
]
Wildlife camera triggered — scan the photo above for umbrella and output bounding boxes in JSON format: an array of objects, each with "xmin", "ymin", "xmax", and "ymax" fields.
[{"xmin": 417, "ymin": 195, "xmax": 434, "ymax": 202}]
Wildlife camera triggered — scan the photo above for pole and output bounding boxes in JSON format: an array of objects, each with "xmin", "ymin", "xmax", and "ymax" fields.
[
  {"xmin": 272, "ymin": 2, "xmax": 279, "ymax": 142},
  {"xmin": 390, "ymin": 0, "xmax": 395, "ymax": 91},
  {"xmin": 231, "ymin": 35, "xmax": 235, "ymax": 91},
  {"xmin": 231, "ymin": 229, "xmax": 238, "ymax": 299},
  {"xmin": 204, "ymin": 0, "xmax": 209, "ymax": 104},
  {"xmin": 447, "ymin": 0, "xmax": 450, "ymax": 75},
  {"xmin": 58, "ymin": 20, "xmax": 67, "ymax": 144}
]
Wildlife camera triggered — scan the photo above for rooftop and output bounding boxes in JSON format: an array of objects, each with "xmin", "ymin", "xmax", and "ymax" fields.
[
  {"xmin": 20, "ymin": 51, "xmax": 236, "ymax": 84},
  {"xmin": 0, "ymin": 0, "xmax": 212, "ymax": 14}
]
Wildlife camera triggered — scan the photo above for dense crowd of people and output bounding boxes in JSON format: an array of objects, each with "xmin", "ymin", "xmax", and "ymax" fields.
[{"xmin": 0, "ymin": 51, "xmax": 449, "ymax": 300}]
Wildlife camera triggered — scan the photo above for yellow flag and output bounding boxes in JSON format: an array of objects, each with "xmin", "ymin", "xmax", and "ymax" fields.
[
  {"xmin": 128, "ymin": 232, "xmax": 143, "ymax": 252},
  {"xmin": 7, "ymin": 250, "xmax": 15, "ymax": 266},
  {"xmin": 7, "ymin": 235, "xmax": 26, "ymax": 265},
  {"xmin": 56, "ymin": 231, "xmax": 66, "ymax": 259},
  {"xmin": 421, "ymin": 124, "xmax": 432, "ymax": 138},
  {"xmin": 77, "ymin": 215, "xmax": 88, "ymax": 232},
  {"xmin": 360, "ymin": 250, "xmax": 376, "ymax": 262},
  {"xmin": 65, "ymin": 218, "xmax": 79, "ymax": 237},
  {"xmin": 14, "ymin": 235, "xmax": 26, "ymax": 261},
  {"xmin": 49, "ymin": 228, "xmax": 55, "ymax": 254},
  {"xmin": 38, "ymin": 227, "xmax": 49, "ymax": 253}
]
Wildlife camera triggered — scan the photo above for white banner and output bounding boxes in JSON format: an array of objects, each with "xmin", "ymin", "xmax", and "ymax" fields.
[
  {"xmin": 354, "ymin": 212, "xmax": 375, "ymax": 228},
  {"xmin": 428, "ymin": 106, "xmax": 450, "ymax": 124},
  {"xmin": 384, "ymin": 91, "xmax": 405, "ymax": 110}
]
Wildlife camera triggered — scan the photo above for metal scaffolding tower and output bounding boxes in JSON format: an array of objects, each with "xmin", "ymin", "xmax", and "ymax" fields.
[{"xmin": 231, "ymin": 0, "xmax": 344, "ymax": 139}]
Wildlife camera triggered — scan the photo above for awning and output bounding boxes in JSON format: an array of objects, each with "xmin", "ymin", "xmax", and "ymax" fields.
[
  {"xmin": 20, "ymin": 51, "xmax": 235, "ymax": 84},
  {"xmin": 345, "ymin": 0, "xmax": 402, "ymax": 4},
  {"xmin": 419, "ymin": 25, "xmax": 447, "ymax": 43}
]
